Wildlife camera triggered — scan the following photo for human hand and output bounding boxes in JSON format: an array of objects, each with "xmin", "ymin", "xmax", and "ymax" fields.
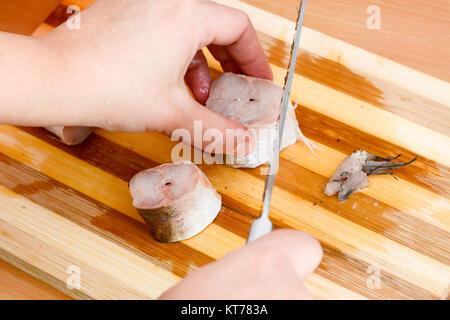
[
  {"xmin": 158, "ymin": 229, "xmax": 323, "ymax": 299},
  {"xmin": 42, "ymin": 0, "xmax": 272, "ymax": 152}
]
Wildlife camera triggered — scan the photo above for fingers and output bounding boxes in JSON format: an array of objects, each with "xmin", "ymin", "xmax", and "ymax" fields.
[
  {"xmin": 207, "ymin": 45, "xmax": 241, "ymax": 74},
  {"xmin": 184, "ymin": 50, "xmax": 212, "ymax": 105},
  {"xmin": 249, "ymin": 229, "xmax": 323, "ymax": 280},
  {"xmin": 169, "ymin": 88, "xmax": 255, "ymax": 156},
  {"xmin": 159, "ymin": 229, "xmax": 322, "ymax": 300},
  {"xmin": 203, "ymin": 2, "xmax": 273, "ymax": 80}
]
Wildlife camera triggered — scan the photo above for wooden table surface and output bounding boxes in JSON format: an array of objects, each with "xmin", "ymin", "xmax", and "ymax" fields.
[{"xmin": 0, "ymin": 0, "xmax": 449, "ymax": 300}]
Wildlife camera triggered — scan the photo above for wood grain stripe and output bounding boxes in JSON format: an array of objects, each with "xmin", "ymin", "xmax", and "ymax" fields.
[
  {"xmin": 61, "ymin": 0, "xmax": 95, "ymax": 10},
  {"xmin": 214, "ymin": 205, "xmax": 439, "ymax": 299}
]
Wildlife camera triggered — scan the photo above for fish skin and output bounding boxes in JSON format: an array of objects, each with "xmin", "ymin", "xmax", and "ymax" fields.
[
  {"xmin": 129, "ymin": 161, "xmax": 221, "ymax": 242},
  {"xmin": 337, "ymin": 170, "xmax": 369, "ymax": 202},
  {"xmin": 206, "ymin": 73, "xmax": 314, "ymax": 168}
]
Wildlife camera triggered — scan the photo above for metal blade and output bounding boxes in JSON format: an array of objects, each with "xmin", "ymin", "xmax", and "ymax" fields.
[{"xmin": 247, "ymin": 0, "xmax": 307, "ymax": 243}]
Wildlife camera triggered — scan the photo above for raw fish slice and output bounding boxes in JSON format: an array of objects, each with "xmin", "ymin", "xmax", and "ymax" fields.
[
  {"xmin": 129, "ymin": 161, "xmax": 221, "ymax": 242},
  {"xmin": 206, "ymin": 73, "xmax": 313, "ymax": 168},
  {"xmin": 45, "ymin": 126, "xmax": 93, "ymax": 145}
]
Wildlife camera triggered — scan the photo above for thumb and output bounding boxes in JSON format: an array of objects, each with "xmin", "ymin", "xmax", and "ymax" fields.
[{"xmin": 170, "ymin": 89, "xmax": 255, "ymax": 156}]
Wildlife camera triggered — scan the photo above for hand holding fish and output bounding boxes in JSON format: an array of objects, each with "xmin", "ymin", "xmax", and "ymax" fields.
[{"xmin": 0, "ymin": 0, "xmax": 272, "ymax": 153}]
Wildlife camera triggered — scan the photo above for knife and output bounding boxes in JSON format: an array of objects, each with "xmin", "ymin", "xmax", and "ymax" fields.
[{"xmin": 246, "ymin": 0, "xmax": 307, "ymax": 243}]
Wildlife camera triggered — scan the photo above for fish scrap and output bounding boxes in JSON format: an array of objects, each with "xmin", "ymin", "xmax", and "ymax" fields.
[{"xmin": 324, "ymin": 150, "xmax": 417, "ymax": 202}]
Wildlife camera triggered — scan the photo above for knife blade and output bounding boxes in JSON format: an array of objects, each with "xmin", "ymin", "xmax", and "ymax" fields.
[{"xmin": 247, "ymin": 0, "xmax": 307, "ymax": 243}]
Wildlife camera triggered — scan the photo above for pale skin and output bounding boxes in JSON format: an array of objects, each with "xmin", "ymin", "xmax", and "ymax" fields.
[{"xmin": 0, "ymin": 0, "xmax": 323, "ymax": 298}]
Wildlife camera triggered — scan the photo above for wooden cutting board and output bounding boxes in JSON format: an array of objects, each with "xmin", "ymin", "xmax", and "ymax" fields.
[{"xmin": 0, "ymin": 0, "xmax": 449, "ymax": 299}]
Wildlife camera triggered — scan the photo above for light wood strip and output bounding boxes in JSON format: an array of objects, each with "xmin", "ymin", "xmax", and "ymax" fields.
[
  {"xmin": 215, "ymin": 0, "xmax": 450, "ymax": 108},
  {"xmin": 30, "ymin": 22, "xmax": 54, "ymax": 37},
  {"xmin": 0, "ymin": 185, "xmax": 180, "ymax": 299}
]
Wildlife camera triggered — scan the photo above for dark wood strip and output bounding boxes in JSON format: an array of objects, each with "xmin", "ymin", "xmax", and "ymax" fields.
[
  {"xmin": 0, "ymin": 152, "xmax": 213, "ymax": 279},
  {"xmin": 20, "ymin": 127, "xmax": 158, "ymax": 182},
  {"xmin": 44, "ymin": 4, "xmax": 72, "ymax": 28}
]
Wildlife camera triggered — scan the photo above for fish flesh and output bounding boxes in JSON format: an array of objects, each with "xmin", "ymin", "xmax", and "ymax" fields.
[
  {"xmin": 206, "ymin": 73, "xmax": 314, "ymax": 168},
  {"xmin": 324, "ymin": 150, "xmax": 417, "ymax": 201},
  {"xmin": 46, "ymin": 126, "xmax": 93, "ymax": 145},
  {"xmin": 129, "ymin": 161, "xmax": 221, "ymax": 242}
]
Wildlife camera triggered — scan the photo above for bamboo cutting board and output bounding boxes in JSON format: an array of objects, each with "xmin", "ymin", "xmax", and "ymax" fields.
[{"xmin": 1, "ymin": 0, "xmax": 449, "ymax": 299}]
